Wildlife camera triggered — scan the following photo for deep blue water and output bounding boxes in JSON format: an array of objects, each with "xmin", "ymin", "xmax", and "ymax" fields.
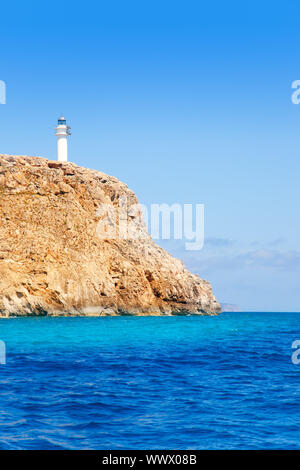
[{"xmin": 0, "ymin": 312, "xmax": 299, "ymax": 450}]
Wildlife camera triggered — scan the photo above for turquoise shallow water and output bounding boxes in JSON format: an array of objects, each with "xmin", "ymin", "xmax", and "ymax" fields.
[{"xmin": 0, "ymin": 312, "xmax": 299, "ymax": 449}]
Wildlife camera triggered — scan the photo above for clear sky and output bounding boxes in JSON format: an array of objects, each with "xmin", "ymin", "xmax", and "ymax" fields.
[{"xmin": 1, "ymin": 0, "xmax": 300, "ymax": 311}]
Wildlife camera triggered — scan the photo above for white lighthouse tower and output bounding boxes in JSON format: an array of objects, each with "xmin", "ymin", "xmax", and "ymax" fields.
[{"xmin": 55, "ymin": 116, "xmax": 71, "ymax": 162}]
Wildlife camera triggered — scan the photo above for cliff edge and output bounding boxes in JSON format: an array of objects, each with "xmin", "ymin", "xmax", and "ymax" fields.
[{"xmin": 0, "ymin": 155, "xmax": 221, "ymax": 316}]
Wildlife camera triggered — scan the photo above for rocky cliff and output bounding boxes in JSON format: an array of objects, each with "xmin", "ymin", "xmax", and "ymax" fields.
[{"xmin": 0, "ymin": 155, "xmax": 221, "ymax": 316}]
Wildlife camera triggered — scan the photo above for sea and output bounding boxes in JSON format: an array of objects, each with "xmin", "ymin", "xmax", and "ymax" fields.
[{"xmin": 0, "ymin": 312, "xmax": 299, "ymax": 450}]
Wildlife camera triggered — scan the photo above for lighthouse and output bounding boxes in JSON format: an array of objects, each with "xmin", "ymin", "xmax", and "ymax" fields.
[{"xmin": 55, "ymin": 116, "xmax": 71, "ymax": 162}]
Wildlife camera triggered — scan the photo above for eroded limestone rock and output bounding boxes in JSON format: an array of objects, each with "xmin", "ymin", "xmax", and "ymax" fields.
[{"xmin": 0, "ymin": 155, "xmax": 221, "ymax": 316}]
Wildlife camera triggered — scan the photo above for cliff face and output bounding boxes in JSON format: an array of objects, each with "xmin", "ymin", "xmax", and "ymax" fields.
[{"xmin": 0, "ymin": 155, "xmax": 221, "ymax": 316}]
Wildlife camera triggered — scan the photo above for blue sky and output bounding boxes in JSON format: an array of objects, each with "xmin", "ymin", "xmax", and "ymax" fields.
[{"xmin": 1, "ymin": 0, "xmax": 300, "ymax": 311}]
